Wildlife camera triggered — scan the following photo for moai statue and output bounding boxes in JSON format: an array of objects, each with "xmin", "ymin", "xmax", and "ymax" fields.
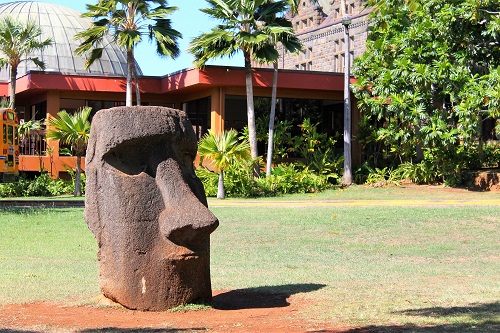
[{"xmin": 85, "ymin": 106, "xmax": 219, "ymax": 311}]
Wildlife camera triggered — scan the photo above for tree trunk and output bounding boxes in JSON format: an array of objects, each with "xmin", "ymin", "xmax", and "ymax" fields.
[
  {"xmin": 75, "ymin": 155, "xmax": 82, "ymax": 197},
  {"xmin": 478, "ymin": 113, "xmax": 483, "ymax": 166},
  {"xmin": 244, "ymin": 52, "xmax": 260, "ymax": 177},
  {"xmin": 342, "ymin": 22, "xmax": 353, "ymax": 185},
  {"xmin": 133, "ymin": 58, "xmax": 141, "ymax": 106},
  {"xmin": 126, "ymin": 50, "xmax": 134, "ymax": 106},
  {"xmin": 266, "ymin": 61, "xmax": 279, "ymax": 176},
  {"xmin": 217, "ymin": 170, "xmax": 225, "ymax": 199},
  {"xmin": 9, "ymin": 65, "xmax": 17, "ymax": 109}
]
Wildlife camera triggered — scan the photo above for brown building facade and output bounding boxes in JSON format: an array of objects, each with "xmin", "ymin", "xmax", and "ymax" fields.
[{"xmin": 279, "ymin": 0, "xmax": 371, "ymax": 72}]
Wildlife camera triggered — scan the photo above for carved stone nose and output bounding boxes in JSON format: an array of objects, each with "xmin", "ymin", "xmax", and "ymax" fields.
[
  {"xmin": 155, "ymin": 159, "xmax": 219, "ymax": 249},
  {"xmin": 160, "ymin": 205, "xmax": 219, "ymax": 248}
]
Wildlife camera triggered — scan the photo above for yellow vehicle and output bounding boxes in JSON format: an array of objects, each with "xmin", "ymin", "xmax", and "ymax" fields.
[{"xmin": 0, "ymin": 108, "xmax": 19, "ymax": 182}]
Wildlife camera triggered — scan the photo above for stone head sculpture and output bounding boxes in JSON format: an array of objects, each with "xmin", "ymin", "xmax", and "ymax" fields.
[{"xmin": 84, "ymin": 106, "xmax": 219, "ymax": 311}]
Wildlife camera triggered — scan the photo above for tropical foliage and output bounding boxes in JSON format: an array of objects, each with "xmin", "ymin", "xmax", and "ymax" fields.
[
  {"xmin": 189, "ymin": 0, "xmax": 302, "ymax": 175},
  {"xmin": 0, "ymin": 16, "xmax": 52, "ymax": 108},
  {"xmin": 46, "ymin": 107, "xmax": 92, "ymax": 196},
  {"xmin": 0, "ymin": 172, "xmax": 83, "ymax": 198},
  {"xmin": 196, "ymin": 159, "xmax": 332, "ymax": 197},
  {"xmin": 353, "ymin": 0, "xmax": 500, "ymax": 185},
  {"xmin": 198, "ymin": 129, "xmax": 251, "ymax": 199},
  {"xmin": 198, "ymin": 118, "xmax": 342, "ymax": 198},
  {"xmin": 75, "ymin": 0, "xmax": 181, "ymax": 106}
]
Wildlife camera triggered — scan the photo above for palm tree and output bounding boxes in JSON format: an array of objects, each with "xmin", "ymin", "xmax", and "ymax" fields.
[
  {"xmin": 265, "ymin": 0, "xmax": 302, "ymax": 176},
  {"xmin": 189, "ymin": 0, "xmax": 299, "ymax": 176},
  {"xmin": 75, "ymin": 0, "xmax": 181, "ymax": 106},
  {"xmin": 0, "ymin": 16, "xmax": 53, "ymax": 109},
  {"xmin": 46, "ymin": 107, "xmax": 92, "ymax": 197},
  {"xmin": 198, "ymin": 129, "xmax": 250, "ymax": 199}
]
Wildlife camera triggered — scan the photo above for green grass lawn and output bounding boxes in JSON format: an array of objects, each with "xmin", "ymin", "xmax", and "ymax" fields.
[{"xmin": 0, "ymin": 186, "xmax": 499, "ymax": 331}]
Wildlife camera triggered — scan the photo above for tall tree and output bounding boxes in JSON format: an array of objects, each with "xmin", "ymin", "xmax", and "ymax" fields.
[
  {"xmin": 265, "ymin": 0, "xmax": 302, "ymax": 176},
  {"xmin": 340, "ymin": 0, "xmax": 353, "ymax": 185},
  {"xmin": 46, "ymin": 107, "xmax": 92, "ymax": 196},
  {"xmin": 0, "ymin": 16, "xmax": 53, "ymax": 109},
  {"xmin": 75, "ymin": 0, "xmax": 181, "ymax": 106},
  {"xmin": 189, "ymin": 0, "xmax": 299, "ymax": 176},
  {"xmin": 198, "ymin": 129, "xmax": 250, "ymax": 199},
  {"xmin": 353, "ymin": 0, "xmax": 500, "ymax": 182}
]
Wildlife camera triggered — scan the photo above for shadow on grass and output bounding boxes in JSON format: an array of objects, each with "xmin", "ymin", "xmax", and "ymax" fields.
[
  {"xmin": 79, "ymin": 328, "xmax": 206, "ymax": 332},
  {"xmin": 213, "ymin": 283, "xmax": 326, "ymax": 310},
  {"xmin": 0, "ymin": 330, "xmax": 205, "ymax": 333},
  {"xmin": 326, "ymin": 302, "xmax": 500, "ymax": 333}
]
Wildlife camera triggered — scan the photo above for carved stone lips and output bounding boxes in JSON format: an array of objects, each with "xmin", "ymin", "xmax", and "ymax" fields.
[{"xmin": 168, "ymin": 248, "xmax": 208, "ymax": 260}]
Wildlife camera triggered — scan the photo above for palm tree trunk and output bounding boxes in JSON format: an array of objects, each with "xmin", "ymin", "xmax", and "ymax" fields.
[
  {"xmin": 9, "ymin": 65, "xmax": 17, "ymax": 108},
  {"xmin": 266, "ymin": 61, "xmax": 279, "ymax": 176},
  {"xmin": 244, "ymin": 52, "xmax": 260, "ymax": 177},
  {"xmin": 133, "ymin": 59, "xmax": 141, "ymax": 106},
  {"xmin": 217, "ymin": 170, "xmax": 225, "ymax": 199},
  {"xmin": 126, "ymin": 50, "xmax": 134, "ymax": 106},
  {"xmin": 75, "ymin": 155, "xmax": 82, "ymax": 197}
]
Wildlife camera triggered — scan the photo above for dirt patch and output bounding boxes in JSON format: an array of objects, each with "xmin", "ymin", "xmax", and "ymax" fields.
[
  {"xmin": 0, "ymin": 290, "xmax": 345, "ymax": 333},
  {"xmin": 466, "ymin": 169, "xmax": 500, "ymax": 192}
]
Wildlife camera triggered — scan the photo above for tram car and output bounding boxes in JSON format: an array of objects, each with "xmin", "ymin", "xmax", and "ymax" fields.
[{"xmin": 0, "ymin": 108, "xmax": 19, "ymax": 182}]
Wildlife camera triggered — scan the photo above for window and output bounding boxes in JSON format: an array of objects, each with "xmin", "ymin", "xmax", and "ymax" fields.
[
  {"xmin": 31, "ymin": 101, "xmax": 47, "ymax": 121},
  {"xmin": 7, "ymin": 125, "xmax": 13, "ymax": 144},
  {"xmin": 87, "ymin": 100, "xmax": 125, "ymax": 121},
  {"xmin": 182, "ymin": 97, "xmax": 211, "ymax": 140}
]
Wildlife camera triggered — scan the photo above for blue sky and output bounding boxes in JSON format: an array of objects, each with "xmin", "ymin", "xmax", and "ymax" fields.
[{"xmin": 3, "ymin": 0, "xmax": 243, "ymax": 75}]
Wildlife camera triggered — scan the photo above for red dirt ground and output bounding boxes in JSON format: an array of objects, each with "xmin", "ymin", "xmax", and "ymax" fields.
[{"xmin": 0, "ymin": 290, "xmax": 349, "ymax": 333}]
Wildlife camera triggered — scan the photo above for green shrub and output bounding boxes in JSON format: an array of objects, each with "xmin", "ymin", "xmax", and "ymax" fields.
[
  {"xmin": 362, "ymin": 166, "xmax": 404, "ymax": 187},
  {"xmin": 64, "ymin": 167, "xmax": 86, "ymax": 196},
  {"xmin": 0, "ymin": 173, "xmax": 80, "ymax": 197},
  {"xmin": 482, "ymin": 141, "xmax": 500, "ymax": 168},
  {"xmin": 396, "ymin": 161, "xmax": 440, "ymax": 185},
  {"xmin": 0, "ymin": 182, "xmax": 21, "ymax": 197},
  {"xmin": 196, "ymin": 161, "xmax": 332, "ymax": 198},
  {"xmin": 195, "ymin": 167, "xmax": 218, "ymax": 197}
]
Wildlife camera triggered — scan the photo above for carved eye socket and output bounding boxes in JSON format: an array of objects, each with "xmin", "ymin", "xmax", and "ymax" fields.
[
  {"xmin": 104, "ymin": 144, "xmax": 152, "ymax": 176},
  {"xmin": 103, "ymin": 136, "xmax": 195, "ymax": 178}
]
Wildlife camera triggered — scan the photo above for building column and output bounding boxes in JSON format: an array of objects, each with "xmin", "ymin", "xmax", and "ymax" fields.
[{"xmin": 210, "ymin": 87, "xmax": 224, "ymax": 134}]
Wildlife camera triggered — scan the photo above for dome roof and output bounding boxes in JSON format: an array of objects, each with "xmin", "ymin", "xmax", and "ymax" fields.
[{"xmin": 0, "ymin": 1, "xmax": 142, "ymax": 81}]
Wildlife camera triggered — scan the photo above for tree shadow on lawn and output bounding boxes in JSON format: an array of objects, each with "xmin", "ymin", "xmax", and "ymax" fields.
[
  {"xmin": 1, "ymin": 330, "xmax": 206, "ymax": 333},
  {"xmin": 79, "ymin": 329, "xmax": 207, "ymax": 333},
  {"xmin": 332, "ymin": 301, "xmax": 500, "ymax": 333},
  {"xmin": 213, "ymin": 283, "xmax": 327, "ymax": 310}
]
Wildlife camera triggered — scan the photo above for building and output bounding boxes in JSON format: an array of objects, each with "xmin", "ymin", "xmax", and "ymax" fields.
[
  {"xmin": 279, "ymin": 0, "xmax": 370, "ymax": 72},
  {"xmin": 0, "ymin": 1, "xmax": 361, "ymax": 178}
]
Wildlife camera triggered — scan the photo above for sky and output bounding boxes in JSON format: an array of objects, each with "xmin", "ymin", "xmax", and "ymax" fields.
[{"xmin": 1, "ymin": 0, "xmax": 243, "ymax": 75}]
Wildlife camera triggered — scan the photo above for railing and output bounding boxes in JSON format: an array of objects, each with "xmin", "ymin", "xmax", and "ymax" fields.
[{"xmin": 19, "ymin": 132, "xmax": 47, "ymax": 156}]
